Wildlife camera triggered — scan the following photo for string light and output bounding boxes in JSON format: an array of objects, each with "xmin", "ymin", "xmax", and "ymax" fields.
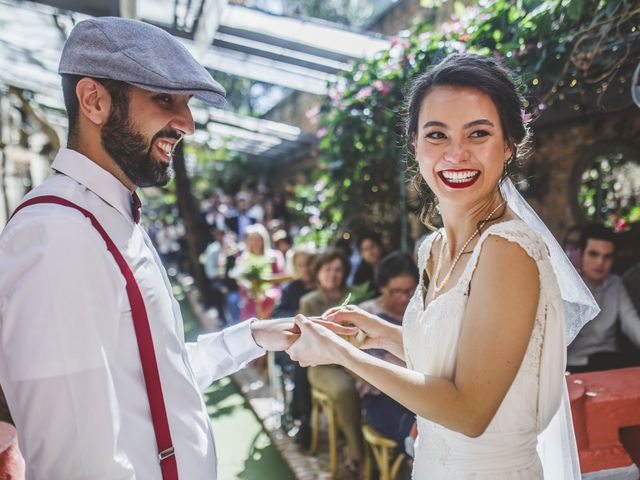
[
  {"xmin": 532, "ymin": 78, "xmax": 539, "ymax": 85},
  {"xmin": 570, "ymin": 79, "xmax": 577, "ymax": 87},
  {"xmin": 371, "ymin": 185, "xmax": 379, "ymax": 192},
  {"xmin": 343, "ymin": 232, "xmax": 351, "ymax": 240}
]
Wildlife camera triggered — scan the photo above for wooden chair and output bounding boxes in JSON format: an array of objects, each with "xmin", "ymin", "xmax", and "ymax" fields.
[
  {"xmin": 310, "ymin": 387, "xmax": 339, "ymax": 477},
  {"xmin": 362, "ymin": 423, "xmax": 405, "ymax": 480}
]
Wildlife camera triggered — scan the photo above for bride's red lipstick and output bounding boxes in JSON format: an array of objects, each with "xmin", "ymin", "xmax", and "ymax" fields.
[{"xmin": 438, "ymin": 170, "xmax": 480, "ymax": 189}]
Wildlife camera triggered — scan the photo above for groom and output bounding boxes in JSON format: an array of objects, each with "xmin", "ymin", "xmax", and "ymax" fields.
[{"xmin": 0, "ymin": 17, "xmax": 300, "ymax": 479}]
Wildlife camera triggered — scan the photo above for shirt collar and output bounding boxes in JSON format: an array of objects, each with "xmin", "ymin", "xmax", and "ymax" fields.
[{"xmin": 51, "ymin": 148, "xmax": 140, "ymax": 223}]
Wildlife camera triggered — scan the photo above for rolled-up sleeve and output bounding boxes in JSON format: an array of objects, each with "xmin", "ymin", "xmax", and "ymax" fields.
[
  {"xmin": 186, "ymin": 321, "xmax": 265, "ymax": 391},
  {"xmin": 0, "ymin": 215, "xmax": 135, "ymax": 479}
]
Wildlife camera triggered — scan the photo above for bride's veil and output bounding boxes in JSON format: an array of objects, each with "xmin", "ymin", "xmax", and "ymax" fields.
[{"xmin": 500, "ymin": 178, "xmax": 599, "ymax": 479}]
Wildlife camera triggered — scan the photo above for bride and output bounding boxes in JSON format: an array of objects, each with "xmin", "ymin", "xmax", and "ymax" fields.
[{"xmin": 287, "ymin": 53, "xmax": 598, "ymax": 479}]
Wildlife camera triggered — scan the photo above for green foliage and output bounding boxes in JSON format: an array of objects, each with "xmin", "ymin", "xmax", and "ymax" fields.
[
  {"xmin": 578, "ymin": 152, "xmax": 640, "ymax": 231},
  {"xmin": 299, "ymin": 0, "xmax": 640, "ymax": 245},
  {"xmin": 184, "ymin": 142, "xmax": 264, "ymax": 197}
]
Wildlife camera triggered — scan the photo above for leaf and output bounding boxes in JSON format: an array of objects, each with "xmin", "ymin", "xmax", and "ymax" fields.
[{"xmin": 565, "ymin": 0, "xmax": 584, "ymax": 22}]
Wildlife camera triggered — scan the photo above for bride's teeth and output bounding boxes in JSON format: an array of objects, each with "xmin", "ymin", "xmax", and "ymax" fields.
[{"xmin": 441, "ymin": 171, "xmax": 479, "ymax": 183}]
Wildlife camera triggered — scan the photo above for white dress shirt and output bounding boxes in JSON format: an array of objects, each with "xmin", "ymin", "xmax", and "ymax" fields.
[{"xmin": 0, "ymin": 148, "xmax": 265, "ymax": 479}]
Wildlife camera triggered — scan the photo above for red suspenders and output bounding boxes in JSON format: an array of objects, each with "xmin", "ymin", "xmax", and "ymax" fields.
[{"xmin": 10, "ymin": 195, "xmax": 178, "ymax": 480}]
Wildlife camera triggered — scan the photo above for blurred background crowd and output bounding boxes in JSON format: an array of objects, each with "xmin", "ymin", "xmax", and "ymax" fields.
[{"xmin": 145, "ymin": 185, "xmax": 640, "ymax": 476}]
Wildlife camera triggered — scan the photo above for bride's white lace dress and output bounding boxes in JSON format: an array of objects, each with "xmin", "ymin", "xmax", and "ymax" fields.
[{"xmin": 403, "ymin": 219, "xmax": 568, "ymax": 479}]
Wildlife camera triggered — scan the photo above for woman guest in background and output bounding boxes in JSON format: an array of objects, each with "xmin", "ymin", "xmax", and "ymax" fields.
[
  {"xmin": 351, "ymin": 231, "xmax": 384, "ymax": 297},
  {"xmin": 357, "ymin": 251, "xmax": 418, "ymax": 454},
  {"xmin": 299, "ymin": 250, "xmax": 363, "ymax": 474},
  {"xmin": 288, "ymin": 53, "xmax": 598, "ymax": 479},
  {"xmin": 232, "ymin": 223, "xmax": 285, "ymax": 320}
]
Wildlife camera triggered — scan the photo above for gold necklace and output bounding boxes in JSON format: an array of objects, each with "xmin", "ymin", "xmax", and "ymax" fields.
[{"xmin": 432, "ymin": 200, "xmax": 507, "ymax": 294}]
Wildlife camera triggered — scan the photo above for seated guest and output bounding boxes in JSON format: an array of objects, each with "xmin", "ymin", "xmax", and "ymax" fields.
[
  {"xmin": 301, "ymin": 250, "xmax": 363, "ymax": 471},
  {"xmin": 273, "ymin": 246, "xmax": 316, "ymax": 318},
  {"xmin": 357, "ymin": 252, "xmax": 418, "ymax": 454},
  {"xmin": 352, "ymin": 232, "xmax": 384, "ymax": 297},
  {"xmin": 272, "ymin": 247, "xmax": 316, "ymax": 441},
  {"xmin": 568, "ymin": 224, "xmax": 640, "ymax": 372}
]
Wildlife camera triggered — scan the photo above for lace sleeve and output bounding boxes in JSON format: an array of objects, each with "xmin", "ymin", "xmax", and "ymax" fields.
[{"xmin": 459, "ymin": 220, "xmax": 551, "ymax": 290}]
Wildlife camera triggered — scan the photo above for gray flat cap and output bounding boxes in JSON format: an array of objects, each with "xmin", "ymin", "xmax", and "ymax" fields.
[{"xmin": 59, "ymin": 17, "xmax": 226, "ymax": 106}]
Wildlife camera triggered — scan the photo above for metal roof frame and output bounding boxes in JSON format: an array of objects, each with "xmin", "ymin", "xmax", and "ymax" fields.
[
  {"xmin": 14, "ymin": 0, "xmax": 389, "ymax": 94},
  {"xmin": 1, "ymin": 0, "xmax": 367, "ymax": 160}
]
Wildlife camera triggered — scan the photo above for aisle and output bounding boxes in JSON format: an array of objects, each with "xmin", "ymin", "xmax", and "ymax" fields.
[{"xmin": 175, "ymin": 283, "xmax": 295, "ymax": 479}]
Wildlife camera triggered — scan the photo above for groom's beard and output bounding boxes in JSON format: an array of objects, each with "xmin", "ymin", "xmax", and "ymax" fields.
[{"xmin": 101, "ymin": 105, "xmax": 178, "ymax": 188}]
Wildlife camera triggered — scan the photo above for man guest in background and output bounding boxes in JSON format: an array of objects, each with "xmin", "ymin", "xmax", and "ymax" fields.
[{"xmin": 567, "ymin": 224, "xmax": 640, "ymax": 372}]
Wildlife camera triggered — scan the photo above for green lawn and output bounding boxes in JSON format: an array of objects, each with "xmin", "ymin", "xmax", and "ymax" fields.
[{"xmin": 174, "ymin": 282, "xmax": 295, "ymax": 479}]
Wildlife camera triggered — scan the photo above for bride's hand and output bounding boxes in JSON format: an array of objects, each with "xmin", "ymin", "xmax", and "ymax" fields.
[
  {"xmin": 286, "ymin": 315, "xmax": 354, "ymax": 367},
  {"xmin": 322, "ymin": 305, "xmax": 393, "ymax": 350}
]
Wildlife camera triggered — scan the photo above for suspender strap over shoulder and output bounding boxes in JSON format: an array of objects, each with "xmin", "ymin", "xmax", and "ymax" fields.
[{"xmin": 10, "ymin": 196, "xmax": 178, "ymax": 480}]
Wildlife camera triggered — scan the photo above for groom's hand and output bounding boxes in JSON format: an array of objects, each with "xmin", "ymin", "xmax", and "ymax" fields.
[
  {"xmin": 250, "ymin": 318, "xmax": 300, "ymax": 351},
  {"xmin": 250, "ymin": 317, "xmax": 359, "ymax": 352}
]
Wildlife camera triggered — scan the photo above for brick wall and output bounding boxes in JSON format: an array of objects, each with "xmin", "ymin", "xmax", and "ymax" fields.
[{"xmin": 527, "ymin": 106, "xmax": 640, "ymax": 240}]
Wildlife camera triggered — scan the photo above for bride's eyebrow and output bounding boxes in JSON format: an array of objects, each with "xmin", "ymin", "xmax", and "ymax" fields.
[
  {"xmin": 421, "ymin": 119, "xmax": 495, "ymax": 129},
  {"xmin": 421, "ymin": 120, "xmax": 448, "ymax": 129},
  {"xmin": 463, "ymin": 119, "xmax": 495, "ymax": 128}
]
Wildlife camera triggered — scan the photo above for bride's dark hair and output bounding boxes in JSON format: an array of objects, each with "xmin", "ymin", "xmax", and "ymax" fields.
[{"xmin": 404, "ymin": 53, "xmax": 532, "ymax": 230}]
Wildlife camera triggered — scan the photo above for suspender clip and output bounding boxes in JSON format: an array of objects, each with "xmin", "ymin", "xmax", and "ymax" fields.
[{"xmin": 159, "ymin": 446, "xmax": 175, "ymax": 462}]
